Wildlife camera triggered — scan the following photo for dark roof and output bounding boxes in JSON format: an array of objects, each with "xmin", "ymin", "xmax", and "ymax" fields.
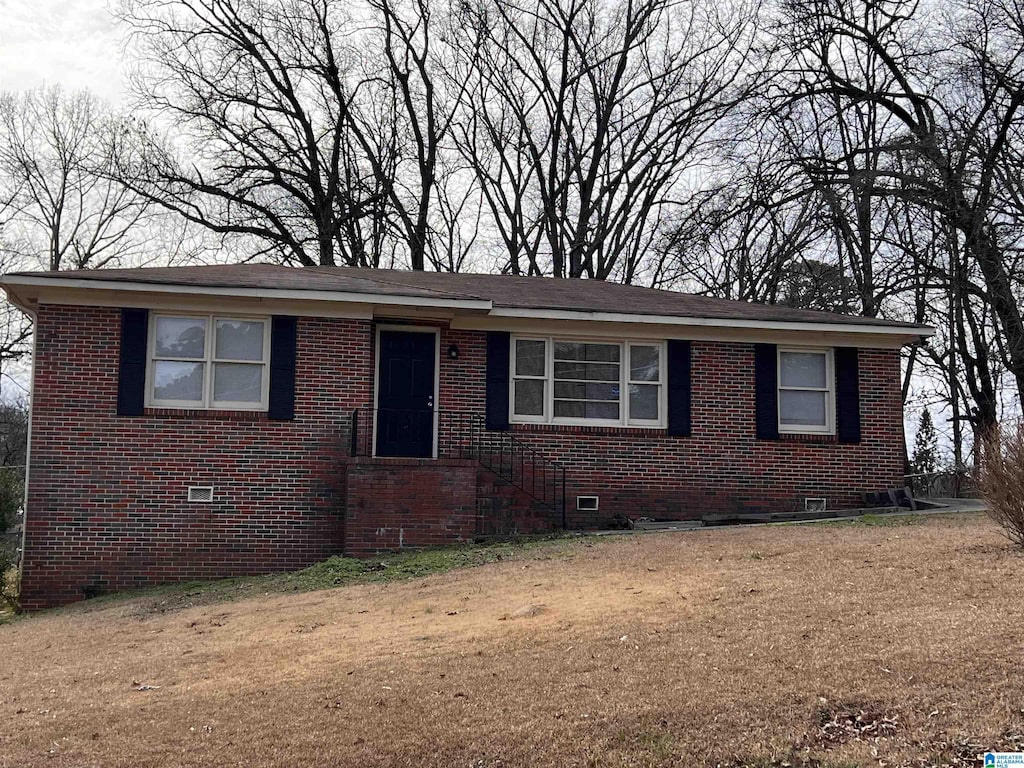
[{"xmin": 5, "ymin": 263, "xmax": 929, "ymax": 330}]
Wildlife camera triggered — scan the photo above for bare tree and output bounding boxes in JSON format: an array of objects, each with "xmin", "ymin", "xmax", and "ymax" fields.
[
  {"xmin": 652, "ymin": 142, "xmax": 830, "ymax": 303},
  {"xmin": 449, "ymin": 0, "xmax": 762, "ymax": 280},
  {"xmin": 0, "ymin": 86, "xmax": 197, "ymax": 365},
  {"xmin": 354, "ymin": 0, "xmax": 480, "ymax": 271},
  {"xmin": 778, "ymin": 0, "xmax": 1024, "ymax": 404},
  {"xmin": 671, "ymin": 0, "xmax": 1021, "ymax": 454},
  {"xmin": 120, "ymin": 0, "xmax": 393, "ymax": 267},
  {"xmin": 0, "ymin": 87, "xmax": 155, "ymax": 272}
]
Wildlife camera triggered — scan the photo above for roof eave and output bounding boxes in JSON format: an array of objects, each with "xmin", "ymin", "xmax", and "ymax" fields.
[
  {"xmin": 486, "ymin": 307, "xmax": 934, "ymax": 339},
  {"xmin": 0, "ymin": 274, "xmax": 494, "ymax": 312},
  {"xmin": 0, "ymin": 274, "xmax": 935, "ymax": 342}
]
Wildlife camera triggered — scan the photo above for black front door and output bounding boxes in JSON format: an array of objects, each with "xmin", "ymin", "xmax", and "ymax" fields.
[{"xmin": 376, "ymin": 330, "xmax": 436, "ymax": 457}]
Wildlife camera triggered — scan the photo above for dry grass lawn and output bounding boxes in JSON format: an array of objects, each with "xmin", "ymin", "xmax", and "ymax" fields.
[{"xmin": 1, "ymin": 513, "xmax": 1022, "ymax": 767}]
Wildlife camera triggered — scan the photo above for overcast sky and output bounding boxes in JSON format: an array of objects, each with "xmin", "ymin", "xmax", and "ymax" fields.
[{"xmin": 0, "ymin": 0, "xmax": 126, "ymax": 102}]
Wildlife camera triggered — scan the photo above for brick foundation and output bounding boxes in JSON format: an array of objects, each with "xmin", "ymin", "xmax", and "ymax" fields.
[{"xmin": 343, "ymin": 457, "xmax": 478, "ymax": 556}]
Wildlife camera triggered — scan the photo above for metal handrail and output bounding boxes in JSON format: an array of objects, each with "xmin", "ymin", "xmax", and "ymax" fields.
[
  {"xmin": 903, "ymin": 469, "xmax": 977, "ymax": 499},
  {"xmin": 349, "ymin": 407, "xmax": 567, "ymax": 527}
]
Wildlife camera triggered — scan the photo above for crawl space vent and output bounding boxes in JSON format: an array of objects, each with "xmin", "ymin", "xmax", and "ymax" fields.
[
  {"xmin": 188, "ymin": 486, "xmax": 214, "ymax": 503},
  {"xmin": 577, "ymin": 495, "xmax": 599, "ymax": 511},
  {"xmin": 805, "ymin": 497, "xmax": 827, "ymax": 513}
]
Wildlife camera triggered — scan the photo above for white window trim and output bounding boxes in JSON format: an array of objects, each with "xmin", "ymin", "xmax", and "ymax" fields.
[
  {"xmin": 146, "ymin": 313, "xmax": 272, "ymax": 411},
  {"xmin": 509, "ymin": 336, "xmax": 667, "ymax": 428},
  {"xmin": 509, "ymin": 337, "xmax": 549, "ymax": 424},
  {"xmin": 777, "ymin": 347, "xmax": 835, "ymax": 435},
  {"xmin": 626, "ymin": 342, "xmax": 664, "ymax": 427}
]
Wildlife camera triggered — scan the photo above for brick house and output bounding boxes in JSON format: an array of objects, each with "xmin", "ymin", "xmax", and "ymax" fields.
[{"xmin": 1, "ymin": 265, "xmax": 932, "ymax": 609}]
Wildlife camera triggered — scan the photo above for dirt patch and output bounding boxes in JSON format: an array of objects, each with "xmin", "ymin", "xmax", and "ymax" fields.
[
  {"xmin": 504, "ymin": 603, "xmax": 547, "ymax": 619},
  {"xmin": 1, "ymin": 513, "xmax": 1022, "ymax": 767}
]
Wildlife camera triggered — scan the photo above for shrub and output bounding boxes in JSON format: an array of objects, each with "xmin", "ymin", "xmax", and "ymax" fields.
[
  {"xmin": 0, "ymin": 466, "xmax": 22, "ymax": 534},
  {"xmin": 0, "ymin": 535, "xmax": 17, "ymax": 611},
  {"xmin": 980, "ymin": 421, "xmax": 1024, "ymax": 548},
  {"xmin": 0, "ymin": 400, "xmax": 27, "ymax": 535}
]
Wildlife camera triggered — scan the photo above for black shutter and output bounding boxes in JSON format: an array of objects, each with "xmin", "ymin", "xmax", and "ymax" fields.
[
  {"xmin": 268, "ymin": 316, "xmax": 297, "ymax": 420},
  {"xmin": 486, "ymin": 331, "xmax": 511, "ymax": 431},
  {"xmin": 666, "ymin": 340, "xmax": 692, "ymax": 437},
  {"xmin": 835, "ymin": 346, "xmax": 861, "ymax": 443},
  {"xmin": 117, "ymin": 308, "xmax": 148, "ymax": 417},
  {"xmin": 754, "ymin": 343, "xmax": 779, "ymax": 440}
]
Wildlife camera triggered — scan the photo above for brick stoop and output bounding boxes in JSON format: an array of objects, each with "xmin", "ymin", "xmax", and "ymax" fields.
[
  {"xmin": 341, "ymin": 457, "xmax": 564, "ymax": 554},
  {"xmin": 342, "ymin": 457, "xmax": 479, "ymax": 557}
]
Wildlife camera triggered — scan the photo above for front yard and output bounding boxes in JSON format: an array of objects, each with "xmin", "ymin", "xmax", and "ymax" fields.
[{"xmin": 1, "ymin": 512, "xmax": 1021, "ymax": 767}]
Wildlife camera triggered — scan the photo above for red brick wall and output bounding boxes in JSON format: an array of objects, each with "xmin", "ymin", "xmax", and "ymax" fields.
[
  {"xmin": 21, "ymin": 305, "xmax": 374, "ymax": 610},
  {"xmin": 434, "ymin": 332, "xmax": 906, "ymax": 529},
  {"xmin": 343, "ymin": 457, "xmax": 478, "ymax": 556},
  {"xmin": 21, "ymin": 306, "xmax": 906, "ymax": 608}
]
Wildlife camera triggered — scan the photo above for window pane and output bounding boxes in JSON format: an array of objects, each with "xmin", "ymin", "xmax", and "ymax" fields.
[
  {"xmin": 553, "ymin": 381, "xmax": 582, "ymax": 399},
  {"xmin": 213, "ymin": 363, "xmax": 263, "ymax": 403},
  {"xmin": 779, "ymin": 390, "xmax": 827, "ymax": 426},
  {"xmin": 554, "ymin": 400, "xmax": 584, "ymax": 419},
  {"xmin": 586, "ymin": 401, "xmax": 619, "ymax": 419},
  {"xmin": 553, "ymin": 342, "xmax": 619, "ymax": 363},
  {"xmin": 553, "ymin": 381, "xmax": 619, "ymax": 400},
  {"xmin": 154, "ymin": 316, "xmax": 206, "ymax": 359},
  {"xmin": 629, "ymin": 384, "xmax": 659, "ymax": 420},
  {"xmin": 513, "ymin": 379, "xmax": 544, "ymax": 416},
  {"xmin": 216, "ymin": 320, "xmax": 265, "ymax": 361},
  {"xmin": 515, "ymin": 340, "xmax": 546, "ymax": 377},
  {"xmin": 630, "ymin": 346, "xmax": 660, "ymax": 382},
  {"xmin": 554, "ymin": 361, "xmax": 620, "ymax": 381},
  {"xmin": 554, "ymin": 400, "xmax": 619, "ymax": 419},
  {"xmin": 780, "ymin": 351, "xmax": 827, "ymax": 389},
  {"xmin": 153, "ymin": 361, "xmax": 204, "ymax": 402}
]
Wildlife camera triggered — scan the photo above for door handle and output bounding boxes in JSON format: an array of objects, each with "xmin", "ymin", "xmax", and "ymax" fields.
[{"xmin": 427, "ymin": 395, "xmax": 434, "ymax": 409}]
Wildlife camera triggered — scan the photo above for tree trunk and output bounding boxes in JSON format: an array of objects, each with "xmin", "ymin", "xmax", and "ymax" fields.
[{"xmin": 965, "ymin": 226, "xmax": 1024, "ymax": 397}]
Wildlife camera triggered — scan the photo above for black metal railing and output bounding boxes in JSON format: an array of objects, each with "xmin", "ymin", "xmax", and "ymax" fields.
[
  {"xmin": 903, "ymin": 469, "xmax": 978, "ymax": 499},
  {"xmin": 349, "ymin": 407, "xmax": 567, "ymax": 528}
]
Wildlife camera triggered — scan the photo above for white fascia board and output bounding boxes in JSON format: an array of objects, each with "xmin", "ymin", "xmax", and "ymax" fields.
[
  {"xmin": 484, "ymin": 307, "xmax": 934, "ymax": 339},
  {"xmin": 0, "ymin": 274, "xmax": 493, "ymax": 312},
  {"xmin": 32, "ymin": 287, "xmax": 373, "ymax": 319},
  {"xmin": 451, "ymin": 315, "xmax": 927, "ymax": 349},
  {"xmin": 2, "ymin": 284, "xmax": 36, "ymax": 317},
  {"xmin": 24, "ymin": 286, "xmax": 473, "ymax": 322}
]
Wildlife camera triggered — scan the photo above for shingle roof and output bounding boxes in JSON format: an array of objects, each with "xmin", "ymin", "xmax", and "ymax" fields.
[{"xmin": 4, "ymin": 263, "xmax": 929, "ymax": 330}]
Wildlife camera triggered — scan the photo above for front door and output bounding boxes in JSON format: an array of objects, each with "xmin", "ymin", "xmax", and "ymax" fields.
[{"xmin": 376, "ymin": 329, "xmax": 436, "ymax": 458}]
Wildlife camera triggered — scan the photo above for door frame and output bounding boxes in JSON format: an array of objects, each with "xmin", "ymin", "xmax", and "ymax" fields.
[{"xmin": 372, "ymin": 324, "xmax": 441, "ymax": 459}]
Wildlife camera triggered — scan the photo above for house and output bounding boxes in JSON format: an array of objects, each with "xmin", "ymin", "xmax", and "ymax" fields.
[{"xmin": 1, "ymin": 264, "xmax": 932, "ymax": 609}]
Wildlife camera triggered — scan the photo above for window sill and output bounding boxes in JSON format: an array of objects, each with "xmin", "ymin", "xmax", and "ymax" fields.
[
  {"xmin": 778, "ymin": 432, "xmax": 837, "ymax": 444},
  {"xmin": 143, "ymin": 407, "xmax": 270, "ymax": 422},
  {"xmin": 511, "ymin": 422, "xmax": 667, "ymax": 437}
]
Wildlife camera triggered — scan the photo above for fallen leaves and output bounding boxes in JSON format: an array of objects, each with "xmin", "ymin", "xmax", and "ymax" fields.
[{"xmin": 814, "ymin": 702, "xmax": 899, "ymax": 746}]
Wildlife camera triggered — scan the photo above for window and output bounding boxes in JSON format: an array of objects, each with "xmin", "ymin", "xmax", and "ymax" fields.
[
  {"xmin": 510, "ymin": 337, "xmax": 664, "ymax": 426},
  {"xmin": 553, "ymin": 341, "xmax": 621, "ymax": 420},
  {"xmin": 512, "ymin": 338, "xmax": 547, "ymax": 422},
  {"xmin": 148, "ymin": 314, "xmax": 270, "ymax": 410},
  {"xmin": 778, "ymin": 348, "xmax": 834, "ymax": 434}
]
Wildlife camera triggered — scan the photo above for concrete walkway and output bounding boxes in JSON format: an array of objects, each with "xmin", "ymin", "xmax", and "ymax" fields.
[{"xmin": 923, "ymin": 497, "xmax": 988, "ymax": 513}]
